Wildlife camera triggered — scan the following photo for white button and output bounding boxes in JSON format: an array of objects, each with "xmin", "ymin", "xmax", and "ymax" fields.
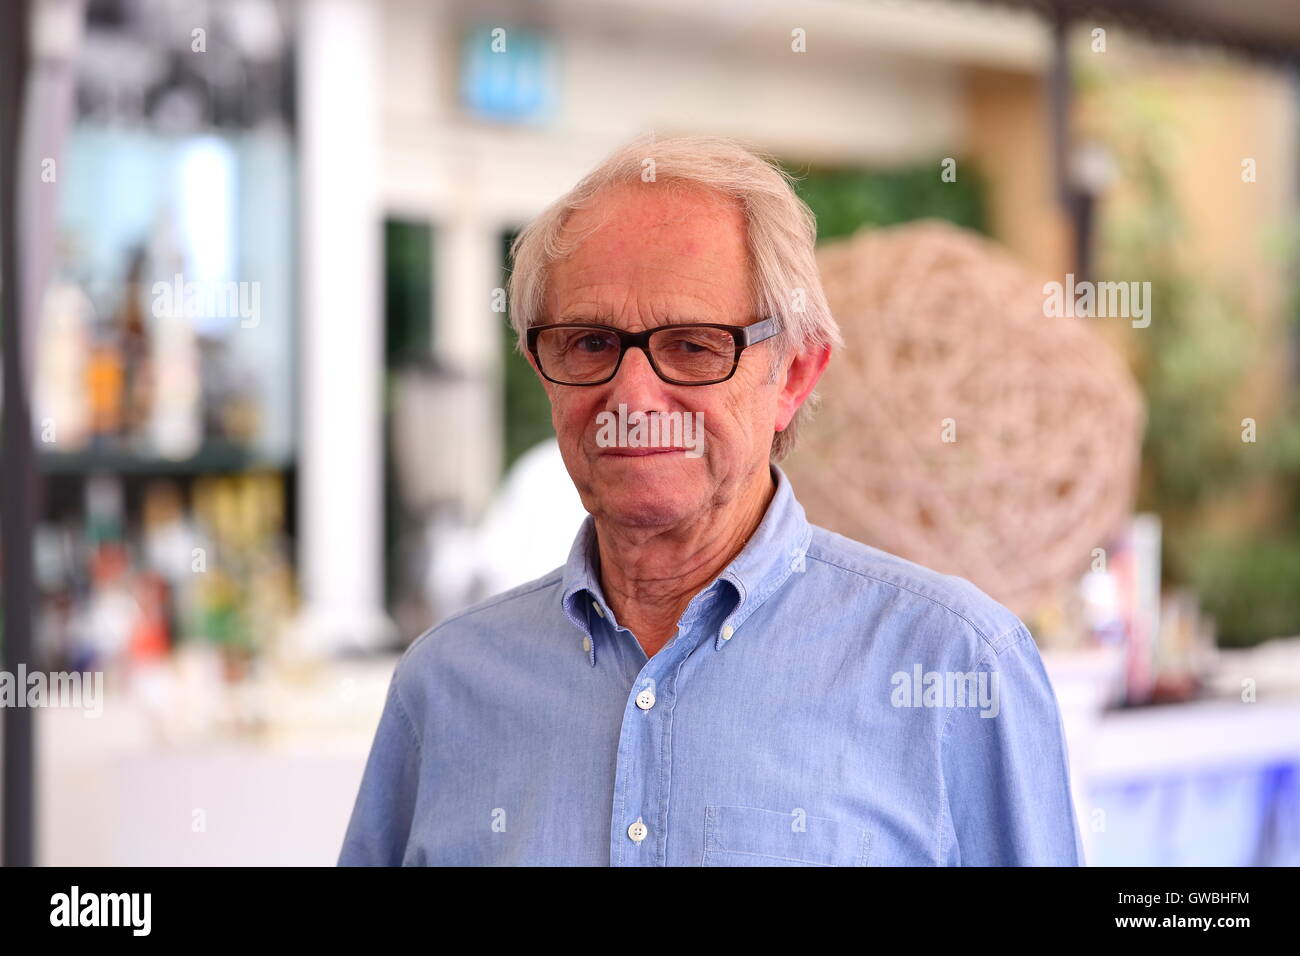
[
  {"xmin": 635, "ymin": 690, "xmax": 656, "ymax": 710},
  {"xmin": 627, "ymin": 820, "xmax": 648, "ymax": 843},
  {"xmin": 720, "ymin": 624, "xmax": 734, "ymax": 641},
  {"xmin": 591, "ymin": 600, "xmax": 605, "ymax": 618},
  {"xmin": 582, "ymin": 636, "xmax": 592, "ymax": 653}
]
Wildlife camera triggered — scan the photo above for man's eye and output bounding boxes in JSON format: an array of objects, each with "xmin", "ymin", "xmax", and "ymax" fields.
[
  {"xmin": 573, "ymin": 334, "xmax": 612, "ymax": 353},
  {"xmin": 664, "ymin": 335, "xmax": 719, "ymax": 354}
]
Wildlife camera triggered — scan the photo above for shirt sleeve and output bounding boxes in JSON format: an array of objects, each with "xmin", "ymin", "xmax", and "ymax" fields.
[
  {"xmin": 337, "ymin": 673, "xmax": 422, "ymax": 866},
  {"xmin": 939, "ymin": 626, "xmax": 1086, "ymax": 866}
]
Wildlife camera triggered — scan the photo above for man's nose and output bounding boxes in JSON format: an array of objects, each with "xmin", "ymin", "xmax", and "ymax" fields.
[{"xmin": 607, "ymin": 345, "xmax": 670, "ymax": 409}]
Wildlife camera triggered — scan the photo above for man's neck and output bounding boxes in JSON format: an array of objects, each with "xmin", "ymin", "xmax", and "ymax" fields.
[{"xmin": 594, "ymin": 468, "xmax": 776, "ymax": 658}]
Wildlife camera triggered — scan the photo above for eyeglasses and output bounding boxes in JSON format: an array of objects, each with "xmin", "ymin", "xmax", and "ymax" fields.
[{"xmin": 526, "ymin": 317, "xmax": 779, "ymax": 386}]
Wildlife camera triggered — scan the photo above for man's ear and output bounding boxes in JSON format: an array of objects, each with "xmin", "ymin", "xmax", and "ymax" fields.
[{"xmin": 774, "ymin": 344, "xmax": 831, "ymax": 433}]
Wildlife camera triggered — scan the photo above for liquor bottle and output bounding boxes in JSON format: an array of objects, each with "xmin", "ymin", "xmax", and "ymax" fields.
[
  {"xmin": 84, "ymin": 318, "xmax": 125, "ymax": 450},
  {"xmin": 119, "ymin": 245, "xmax": 154, "ymax": 447},
  {"xmin": 34, "ymin": 278, "xmax": 94, "ymax": 452}
]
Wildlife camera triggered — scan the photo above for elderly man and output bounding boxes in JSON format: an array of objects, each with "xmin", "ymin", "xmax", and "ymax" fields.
[{"xmin": 339, "ymin": 134, "xmax": 1084, "ymax": 866}]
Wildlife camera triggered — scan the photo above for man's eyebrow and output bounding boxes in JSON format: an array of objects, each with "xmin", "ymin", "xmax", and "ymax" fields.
[
  {"xmin": 553, "ymin": 311, "xmax": 614, "ymax": 323},
  {"xmin": 552, "ymin": 312, "xmax": 713, "ymax": 325}
]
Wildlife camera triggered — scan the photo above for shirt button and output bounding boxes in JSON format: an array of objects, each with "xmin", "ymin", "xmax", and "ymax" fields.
[
  {"xmin": 627, "ymin": 820, "xmax": 648, "ymax": 843},
  {"xmin": 720, "ymin": 624, "xmax": 734, "ymax": 641},
  {"xmin": 582, "ymin": 636, "xmax": 591, "ymax": 653},
  {"xmin": 635, "ymin": 690, "xmax": 656, "ymax": 710}
]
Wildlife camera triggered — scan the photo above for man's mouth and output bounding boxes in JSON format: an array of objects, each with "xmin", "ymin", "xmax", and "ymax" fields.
[{"xmin": 601, "ymin": 446, "xmax": 681, "ymax": 457}]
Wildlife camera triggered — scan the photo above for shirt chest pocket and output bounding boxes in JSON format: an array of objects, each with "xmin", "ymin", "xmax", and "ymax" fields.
[{"xmin": 702, "ymin": 805, "xmax": 871, "ymax": 867}]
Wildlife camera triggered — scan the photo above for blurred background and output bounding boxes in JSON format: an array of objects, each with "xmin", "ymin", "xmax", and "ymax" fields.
[{"xmin": 1, "ymin": 0, "xmax": 1299, "ymax": 866}]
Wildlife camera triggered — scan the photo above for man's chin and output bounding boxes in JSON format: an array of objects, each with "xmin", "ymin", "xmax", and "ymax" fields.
[{"xmin": 589, "ymin": 484, "xmax": 702, "ymax": 530}]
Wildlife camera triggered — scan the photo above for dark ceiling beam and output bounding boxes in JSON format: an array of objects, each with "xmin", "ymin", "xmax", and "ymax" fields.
[{"xmin": 972, "ymin": 0, "xmax": 1300, "ymax": 64}]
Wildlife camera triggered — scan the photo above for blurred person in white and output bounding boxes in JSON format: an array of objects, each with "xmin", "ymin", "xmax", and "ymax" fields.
[
  {"xmin": 426, "ymin": 437, "xmax": 586, "ymax": 613},
  {"xmin": 340, "ymin": 133, "xmax": 1084, "ymax": 866}
]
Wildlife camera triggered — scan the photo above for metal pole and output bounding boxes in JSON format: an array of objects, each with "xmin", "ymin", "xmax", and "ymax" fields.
[
  {"xmin": 1, "ymin": 0, "xmax": 35, "ymax": 867},
  {"xmin": 1048, "ymin": 8, "xmax": 1072, "ymax": 210},
  {"xmin": 1047, "ymin": 6, "xmax": 1091, "ymax": 281}
]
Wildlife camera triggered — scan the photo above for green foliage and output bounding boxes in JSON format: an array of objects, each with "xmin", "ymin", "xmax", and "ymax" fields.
[
  {"xmin": 1136, "ymin": 279, "xmax": 1257, "ymax": 508},
  {"xmin": 1087, "ymin": 67, "xmax": 1300, "ymax": 645},
  {"xmin": 1188, "ymin": 535, "xmax": 1300, "ymax": 647},
  {"xmin": 785, "ymin": 160, "xmax": 989, "ymax": 241},
  {"xmin": 384, "ymin": 220, "xmax": 433, "ymax": 361}
]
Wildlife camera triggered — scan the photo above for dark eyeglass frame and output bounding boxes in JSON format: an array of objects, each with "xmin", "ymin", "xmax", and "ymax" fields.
[{"xmin": 526, "ymin": 317, "xmax": 780, "ymax": 386}]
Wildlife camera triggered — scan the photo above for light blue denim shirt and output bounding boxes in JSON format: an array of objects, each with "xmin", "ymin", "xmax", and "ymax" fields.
[{"xmin": 339, "ymin": 465, "xmax": 1085, "ymax": 866}]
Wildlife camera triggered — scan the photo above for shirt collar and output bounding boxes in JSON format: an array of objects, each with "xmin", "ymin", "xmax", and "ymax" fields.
[{"xmin": 561, "ymin": 464, "xmax": 813, "ymax": 661}]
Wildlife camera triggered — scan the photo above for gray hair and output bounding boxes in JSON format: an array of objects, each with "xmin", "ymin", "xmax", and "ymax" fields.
[{"xmin": 507, "ymin": 132, "xmax": 842, "ymax": 461}]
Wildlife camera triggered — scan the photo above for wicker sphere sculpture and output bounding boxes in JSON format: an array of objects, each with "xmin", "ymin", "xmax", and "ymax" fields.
[{"xmin": 784, "ymin": 219, "xmax": 1145, "ymax": 617}]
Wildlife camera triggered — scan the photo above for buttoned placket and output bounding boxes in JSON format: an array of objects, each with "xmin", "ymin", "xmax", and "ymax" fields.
[
  {"xmin": 603, "ymin": 587, "xmax": 728, "ymax": 867},
  {"xmin": 555, "ymin": 473, "xmax": 812, "ymax": 866}
]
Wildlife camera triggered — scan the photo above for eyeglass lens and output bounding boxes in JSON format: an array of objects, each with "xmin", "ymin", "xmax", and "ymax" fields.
[{"xmin": 535, "ymin": 326, "xmax": 737, "ymax": 383}]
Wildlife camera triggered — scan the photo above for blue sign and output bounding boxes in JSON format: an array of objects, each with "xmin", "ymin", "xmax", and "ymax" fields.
[{"xmin": 460, "ymin": 26, "xmax": 555, "ymax": 123}]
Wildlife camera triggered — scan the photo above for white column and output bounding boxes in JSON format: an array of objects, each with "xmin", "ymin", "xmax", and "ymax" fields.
[{"xmin": 294, "ymin": 0, "xmax": 392, "ymax": 653}]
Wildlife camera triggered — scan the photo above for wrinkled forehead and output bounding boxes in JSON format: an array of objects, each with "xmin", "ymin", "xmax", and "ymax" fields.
[{"xmin": 544, "ymin": 181, "xmax": 753, "ymax": 318}]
